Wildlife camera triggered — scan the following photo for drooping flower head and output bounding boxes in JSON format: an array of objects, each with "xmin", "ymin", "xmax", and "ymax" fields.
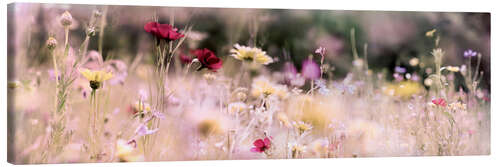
[
  {"xmin": 230, "ymin": 44, "xmax": 273, "ymax": 65},
  {"xmin": 144, "ymin": 21, "xmax": 184, "ymax": 41},
  {"xmin": 191, "ymin": 48, "xmax": 223, "ymax": 71},
  {"xmin": 301, "ymin": 57, "xmax": 320, "ymax": 80},
  {"xmin": 251, "ymin": 137, "xmax": 272, "ymax": 153},
  {"xmin": 80, "ymin": 69, "xmax": 113, "ymax": 90},
  {"xmin": 464, "ymin": 49, "xmax": 478, "ymax": 58}
]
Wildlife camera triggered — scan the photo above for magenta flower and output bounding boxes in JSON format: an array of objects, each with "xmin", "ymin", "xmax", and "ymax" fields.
[
  {"xmin": 432, "ymin": 98, "xmax": 446, "ymax": 107},
  {"xmin": 301, "ymin": 58, "xmax": 320, "ymax": 80},
  {"xmin": 144, "ymin": 21, "xmax": 184, "ymax": 41},
  {"xmin": 191, "ymin": 48, "xmax": 223, "ymax": 71},
  {"xmin": 251, "ymin": 137, "xmax": 271, "ymax": 153}
]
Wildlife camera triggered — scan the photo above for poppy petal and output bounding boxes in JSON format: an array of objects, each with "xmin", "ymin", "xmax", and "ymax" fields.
[{"xmin": 253, "ymin": 139, "xmax": 264, "ymax": 148}]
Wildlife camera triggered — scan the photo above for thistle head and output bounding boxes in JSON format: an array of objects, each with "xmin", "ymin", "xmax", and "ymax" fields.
[
  {"xmin": 46, "ymin": 37, "xmax": 57, "ymax": 50},
  {"xmin": 60, "ymin": 11, "xmax": 73, "ymax": 27}
]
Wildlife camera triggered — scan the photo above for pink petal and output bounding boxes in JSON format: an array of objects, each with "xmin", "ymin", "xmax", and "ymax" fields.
[{"xmin": 253, "ymin": 139, "xmax": 264, "ymax": 148}]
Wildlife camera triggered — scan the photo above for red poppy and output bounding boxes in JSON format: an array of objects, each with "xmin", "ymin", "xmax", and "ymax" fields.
[
  {"xmin": 432, "ymin": 98, "xmax": 446, "ymax": 107},
  {"xmin": 144, "ymin": 21, "xmax": 184, "ymax": 41},
  {"xmin": 191, "ymin": 48, "xmax": 223, "ymax": 71},
  {"xmin": 250, "ymin": 137, "xmax": 271, "ymax": 153}
]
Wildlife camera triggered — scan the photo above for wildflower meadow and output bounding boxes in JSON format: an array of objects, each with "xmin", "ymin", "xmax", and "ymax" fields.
[{"xmin": 7, "ymin": 3, "xmax": 490, "ymax": 164}]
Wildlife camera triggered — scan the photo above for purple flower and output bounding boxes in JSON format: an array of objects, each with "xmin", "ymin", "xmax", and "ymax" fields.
[
  {"xmin": 464, "ymin": 49, "xmax": 477, "ymax": 58},
  {"xmin": 151, "ymin": 110, "xmax": 165, "ymax": 120},
  {"xmin": 135, "ymin": 124, "xmax": 159, "ymax": 137},
  {"xmin": 301, "ymin": 58, "xmax": 320, "ymax": 80},
  {"xmin": 410, "ymin": 73, "xmax": 420, "ymax": 81},
  {"xmin": 47, "ymin": 69, "xmax": 60, "ymax": 81},
  {"xmin": 393, "ymin": 73, "xmax": 404, "ymax": 82},
  {"xmin": 394, "ymin": 66, "xmax": 406, "ymax": 73}
]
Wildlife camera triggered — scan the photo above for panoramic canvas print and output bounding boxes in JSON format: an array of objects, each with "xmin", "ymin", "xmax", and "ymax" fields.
[{"xmin": 7, "ymin": 3, "xmax": 490, "ymax": 164}]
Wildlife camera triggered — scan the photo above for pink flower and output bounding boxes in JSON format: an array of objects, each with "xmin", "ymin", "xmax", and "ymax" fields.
[
  {"xmin": 301, "ymin": 58, "xmax": 320, "ymax": 80},
  {"xmin": 315, "ymin": 46, "xmax": 326, "ymax": 57},
  {"xmin": 144, "ymin": 21, "xmax": 184, "ymax": 41},
  {"xmin": 250, "ymin": 137, "xmax": 271, "ymax": 153},
  {"xmin": 432, "ymin": 98, "xmax": 446, "ymax": 107},
  {"xmin": 191, "ymin": 48, "xmax": 223, "ymax": 71}
]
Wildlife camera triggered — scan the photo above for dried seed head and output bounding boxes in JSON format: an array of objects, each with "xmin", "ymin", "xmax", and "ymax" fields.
[
  {"xmin": 60, "ymin": 11, "xmax": 73, "ymax": 27},
  {"xmin": 90, "ymin": 80, "xmax": 101, "ymax": 90},
  {"xmin": 46, "ymin": 37, "xmax": 57, "ymax": 50}
]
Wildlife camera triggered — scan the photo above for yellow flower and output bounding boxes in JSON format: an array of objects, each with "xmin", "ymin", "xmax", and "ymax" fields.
[
  {"xmin": 80, "ymin": 69, "xmax": 113, "ymax": 89},
  {"xmin": 230, "ymin": 44, "xmax": 273, "ymax": 65},
  {"xmin": 448, "ymin": 102, "xmax": 467, "ymax": 111},
  {"xmin": 250, "ymin": 77, "xmax": 289, "ymax": 99},
  {"xmin": 445, "ymin": 66, "xmax": 460, "ymax": 72},
  {"xmin": 116, "ymin": 139, "xmax": 144, "ymax": 162},
  {"xmin": 293, "ymin": 121, "xmax": 313, "ymax": 135},
  {"xmin": 251, "ymin": 77, "xmax": 276, "ymax": 98}
]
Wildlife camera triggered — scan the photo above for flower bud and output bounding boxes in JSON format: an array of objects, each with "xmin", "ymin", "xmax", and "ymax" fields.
[
  {"xmin": 60, "ymin": 11, "xmax": 73, "ymax": 27},
  {"xmin": 46, "ymin": 37, "xmax": 57, "ymax": 50}
]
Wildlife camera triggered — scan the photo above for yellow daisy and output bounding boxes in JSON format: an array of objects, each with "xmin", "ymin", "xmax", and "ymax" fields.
[
  {"xmin": 292, "ymin": 121, "xmax": 313, "ymax": 135},
  {"xmin": 116, "ymin": 139, "xmax": 144, "ymax": 162},
  {"xmin": 80, "ymin": 69, "xmax": 113, "ymax": 90},
  {"xmin": 251, "ymin": 77, "xmax": 276, "ymax": 98},
  {"xmin": 230, "ymin": 44, "xmax": 273, "ymax": 65}
]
